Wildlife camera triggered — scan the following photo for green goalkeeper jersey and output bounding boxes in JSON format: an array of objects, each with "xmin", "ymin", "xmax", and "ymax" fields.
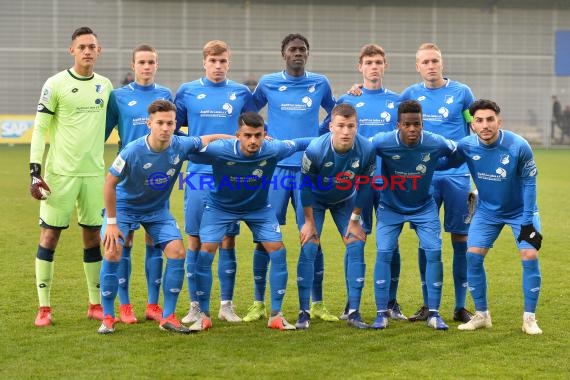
[{"xmin": 30, "ymin": 68, "xmax": 113, "ymax": 176}]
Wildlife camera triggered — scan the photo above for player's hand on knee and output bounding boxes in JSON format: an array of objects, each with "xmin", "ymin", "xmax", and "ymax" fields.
[
  {"xmin": 103, "ymin": 225, "xmax": 124, "ymax": 257},
  {"xmin": 300, "ymin": 222, "xmax": 319, "ymax": 246},
  {"xmin": 29, "ymin": 163, "xmax": 51, "ymax": 200},
  {"xmin": 517, "ymin": 224, "xmax": 543, "ymax": 251}
]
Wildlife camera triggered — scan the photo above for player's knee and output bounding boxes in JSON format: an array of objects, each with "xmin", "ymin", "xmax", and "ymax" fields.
[
  {"xmin": 187, "ymin": 235, "xmax": 201, "ymax": 251},
  {"xmin": 221, "ymin": 235, "xmax": 235, "ymax": 249}
]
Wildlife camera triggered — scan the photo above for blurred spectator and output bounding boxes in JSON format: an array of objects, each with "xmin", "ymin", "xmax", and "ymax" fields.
[
  {"xmin": 562, "ymin": 105, "xmax": 570, "ymax": 144},
  {"xmin": 551, "ymin": 95, "xmax": 562, "ymax": 143},
  {"xmin": 243, "ymin": 74, "xmax": 258, "ymax": 92},
  {"xmin": 121, "ymin": 72, "xmax": 134, "ymax": 86}
]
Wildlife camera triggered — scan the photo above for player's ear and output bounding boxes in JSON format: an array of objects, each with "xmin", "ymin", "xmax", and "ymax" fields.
[
  {"xmin": 415, "ymin": 61, "xmax": 420, "ymax": 73},
  {"xmin": 329, "ymin": 122, "xmax": 333, "ymax": 132}
]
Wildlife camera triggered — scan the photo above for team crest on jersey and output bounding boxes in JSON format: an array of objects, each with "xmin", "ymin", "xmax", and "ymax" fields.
[
  {"xmin": 495, "ymin": 167, "xmax": 507, "ymax": 178},
  {"xmin": 386, "ymin": 101, "xmax": 395, "ymax": 109},
  {"xmin": 355, "ymin": 102, "xmax": 365, "ymax": 108},
  {"xmin": 301, "ymin": 96, "xmax": 313, "ymax": 108},
  {"xmin": 112, "ymin": 155, "xmax": 126, "ymax": 173},
  {"xmin": 380, "ymin": 111, "xmax": 391, "ymax": 122},
  {"xmin": 308, "ymin": 85, "xmax": 316, "ymax": 93},
  {"xmin": 472, "ymin": 155, "xmax": 481, "ymax": 161},
  {"xmin": 197, "ymin": 94, "xmax": 207, "ymax": 99},
  {"xmin": 278, "ymin": 86, "xmax": 287, "ymax": 92},
  {"xmin": 438, "ymin": 107, "xmax": 449, "ymax": 118},
  {"xmin": 143, "ymin": 162, "xmax": 152, "ymax": 169},
  {"xmin": 229, "ymin": 92, "xmax": 237, "ymax": 101},
  {"xmin": 259, "ymin": 160, "xmax": 267, "ymax": 167},
  {"xmin": 40, "ymin": 86, "xmax": 52, "ymax": 102},
  {"xmin": 351, "ymin": 160, "xmax": 360, "ymax": 169},
  {"xmin": 420, "ymin": 153, "xmax": 431, "ymax": 162},
  {"xmin": 128, "ymin": 100, "xmax": 137, "ymax": 106},
  {"xmin": 222, "ymin": 103, "xmax": 233, "ymax": 114},
  {"xmin": 166, "ymin": 168, "xmax": 176, "ymax": 177},
  {"xmin": 500, "ymin": 154, "xmax": 510, "ymax": 165},
  {"xmin": 445, "ymin": 95, "xmax": 454, "ymax": 104},
  {"xmin": 417, "ymin": 96, "xmax": 426, "ymax": 102},
  {"xmin": 95, "ymin": 84, "xmax": 104, "ymax": 93},
  {"xmin": 416, "ymin": 164, "xmax": 427, "ymax": 174}
]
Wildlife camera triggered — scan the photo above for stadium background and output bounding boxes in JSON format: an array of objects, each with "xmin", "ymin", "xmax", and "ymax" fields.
[{"xmin": 1, "ymin": 0, "xmax": 570, "ymax": 146}]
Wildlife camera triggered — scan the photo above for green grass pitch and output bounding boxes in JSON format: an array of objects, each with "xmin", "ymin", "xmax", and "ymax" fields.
[{"xmin": 0, "ymin": 145, "xmax": 569, "ymax": 379}]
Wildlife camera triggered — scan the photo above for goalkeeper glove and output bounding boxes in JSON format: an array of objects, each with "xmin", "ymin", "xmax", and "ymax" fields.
[
  {"xmin": 465, "ymin": 189, "xmax": 479, "ymax": 224},
  {"xmin": 517, "ymin": 224, "xmax": 542, "ymax": 251},
  {"xmin": 30, "ymin": 163, "xmax": 51, "ymax": 200}
]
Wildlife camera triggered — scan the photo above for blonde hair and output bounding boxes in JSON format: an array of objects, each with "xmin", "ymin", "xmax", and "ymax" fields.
[
  {"xmin": 416, "ymin": 42, "xmax": 441, "ymax": 61},
  {"xmin": 202, "ymin": 40, "xmax": 230, "ymax": 59}
]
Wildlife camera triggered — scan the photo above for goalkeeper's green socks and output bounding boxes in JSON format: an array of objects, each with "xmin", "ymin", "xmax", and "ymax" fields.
[{"xmin": 36, "ymin": 246, "xmax": 55, "ymax": 306}]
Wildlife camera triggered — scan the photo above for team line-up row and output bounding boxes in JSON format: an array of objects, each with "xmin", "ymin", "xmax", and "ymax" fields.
[{"xmin": 29, "ymin": 27, "xmax": 543, "ymax": 336}]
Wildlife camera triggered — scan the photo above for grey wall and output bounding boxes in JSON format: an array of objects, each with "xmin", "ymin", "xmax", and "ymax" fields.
[{"xmin": 1, "ymin": 0, "xmax": 569, "ymax": 145}]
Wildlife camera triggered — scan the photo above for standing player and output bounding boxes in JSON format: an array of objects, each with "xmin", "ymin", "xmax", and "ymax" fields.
[
  {"xmin": 30, "ymin": 27, "xmax": 112, "ymax": 327},
  {"xmin": 175, "ymin": 40, "xmax": 255, "ymax": 324},
  {"xmin": 441, "ymin": 100, "xmax": 543, "ymax": 335},
  {"xmin": 401, "ymin": 43, "xmax": 475, "ymax": 323},
  {"xmin": 105, "ymin": 44, "xmax": 173, "ymax": 324},
  {"xmin": 369, "ymin": 100, "xmax": 456, "ymax": 330},
  {"xmin": 297, "ymin": 103, "xmax": 376, "ymax": 330},
  {"xmin": 246, "ymin": 33, "xmax": 337, "ymax": 323},
  {"xmin": 185, "ymin": 112, "xmax": 312, "ymax": 332},
  {"xmin": 98, "ymin": 100, "xmax": 229, "ymax": 334},
  {"xmin": 335, "ymin": 44, "xmax": 405, "ymax": 321}
]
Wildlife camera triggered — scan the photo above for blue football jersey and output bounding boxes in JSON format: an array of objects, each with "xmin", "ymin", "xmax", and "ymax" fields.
[
  {"xmin": 189, "ymin": 138, "xmax": 312, "ymax": 211},
  {"xmin": 455, "ymin": 130, "xmax": 538, "ymax": 223},
  {"xmin": 174, "ymin": 77, "xmax": 255, "ymax": 174},
  {"xmin": 105, "ymin": 82, "xmax": 173, "ymax": 145},
  {"xmin": 400, "ymin": 79, "xmax": 474, "ymax": 176},
  {"xmin": 109, "ymin": 135, "xmax": 202, "ymax": 213},
  {"xmin": 370, "ymin": 130, "xmax": 457, "ymax": 214},
  {"xmin": 252, "ymin": 70, "xmax": 335, "ymax": 167},
  {"xmin": 336, "ymin": 88, "xmax": 400, "ymax": 178},
  {"xmin": 301, "ymin": 133, "xmax": 376, "ymax": 208}
]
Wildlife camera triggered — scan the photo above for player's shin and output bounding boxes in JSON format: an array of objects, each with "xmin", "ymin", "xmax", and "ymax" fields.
[
  {"xmin": 268, "ymin": 248, "xmax": 288, "ymax": 313},
  {"xmin": 195, "ymin": 251, "xmax": 214, "ymax": 315},
  {"xmin": 118, "ymin": 246, "xmax": 132, "ymax": 305},
  {"xmin": 297, "ymin": 242, "xmax": 318, "ymax": 311},
  {"xmin": 418, "ymin": 247, "xmax": 428, "ymax": 305},
  {"xmin": 185, "ymin": 249, "xmax": 198, "ymax": 302},
  {"xmin": 311, "ymin": 247, "xmax": 324, "ymax": 302},
  {"xmin": 389, "ymin": 247, "xmax": 401, "ymax": 303},
  {"xmin": 466, "ymin": 252, "xmax": 488, "ymax": 311},
  {"xmin": 425, "ymin": 249, "xmax": 443, "ymax": 311},
  {"xmin": 346, "ymin": 241, "xmax": 366, "ymax": 311},
  {"xmin": 100, "ymin": 260, "xmax": 120, "ymax": 317},
  {"xmin": 218, "ymin": 248, "xmax": 237, "ymax": 302},
  {"xmin": 374, "ymin": 249, "xmax": 393, "ymax": 311},
  {"xmin": 162, "ymin": 258, "xmax": 185, "ymax": 317},
  {"xmin": 145, "ymin": 244, "xmax": 163, "ymax": 305},
  {"xmin": 253, "ymin": 248, "xmax": 270, "ymax": 302},
  {"xmin": 83, "ymin": 246, "xmax": 103, "ymax": 305},
  {"xmin": 452, "ymin": 240, "xmax": 468, "ymax": 310},
  {"xmin": 36, "ymin": 246, "xmax": 55, "ymax": 307},
  {"xmin": 522, "ymin": 259, "xmax": 541, "ymax": 313}
]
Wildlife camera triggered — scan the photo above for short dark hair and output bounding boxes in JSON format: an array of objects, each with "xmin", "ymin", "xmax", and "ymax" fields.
[
  {"xmin": 132, "ymin": 44, "xmax": 157, "ymax": 62},
  {"xmin": 281, "ymin": 33, "xmax": 310, "ymax": 54},
  {"xmin": 238, "ymin": 112, "xmax": 264, "ymax": 129},
  {"xmin": 72, "ymin": 27, "xmax": 96, "ymax": 41},
  {"xmin": 148, "ymin": 99, "xmax": 176, "ymax": 115},
  {"xmin": 332, "ymin": 103, "xmax": 357, "ymax": 119},
  {"xmin": 469, "ymin": 99, "xmax": 501, "ymax": 117},
  {"xmin": 398, "ymin": 100, "xmax": 422, "ymax": 120}
]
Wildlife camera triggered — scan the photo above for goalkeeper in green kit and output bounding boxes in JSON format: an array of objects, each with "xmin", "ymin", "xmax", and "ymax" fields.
[{"xmin": 29, "ymin": 27, "xmax": 113, "ymax": 327}]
